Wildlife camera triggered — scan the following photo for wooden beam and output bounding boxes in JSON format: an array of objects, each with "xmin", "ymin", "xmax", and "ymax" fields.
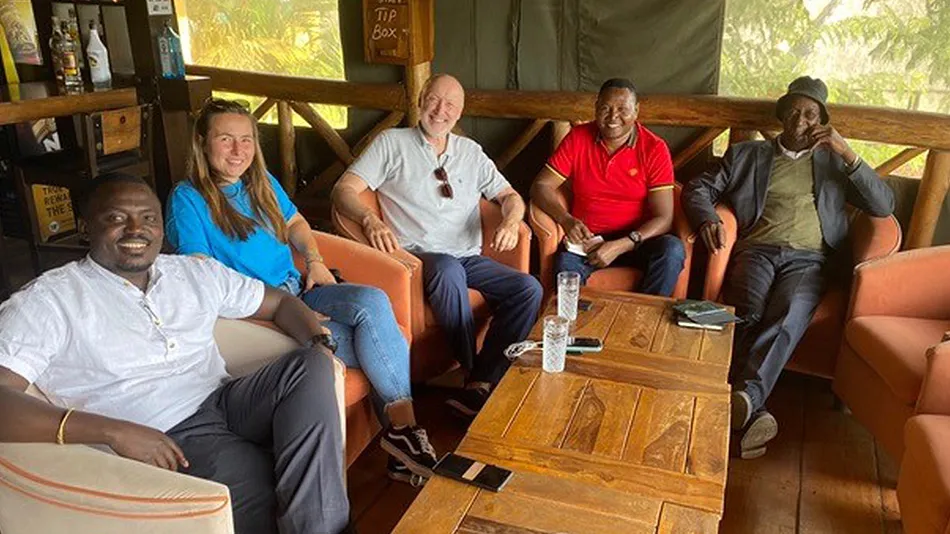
[
  {"xmin": 353, "ymin": 111, "xmax": 405, "ymax": 156},
  {"xmin": 277, "ymin": 101, "xmax": 297, "ymax": 198},
  {"xmin": 759, "ymin": 130, "xmax": 777, "ymax": 141},
  {"xmin": 495, "ymin": 119, "xmax": 549, "ymax": 171},
  {"xmin": 673, "ymin": 127, "xmax": 727, "ymax": 170},
  {"xmin": 463, "ymin": 90, "xmax": 950, "ymax": 152},
  {"xmin": 289, "ymin": 101, "xmax": 355, "ymax": 165},
  {"xmin": 186, "ymin": 65, "xmax": 405, "ymax": 111},
  {"xmin": 406, "ymin": 62, "xmax": 431, "ymax": 127},
  {"xmin": 300, "ymin": 160, "xmax": 346, "ymax": 200},
  {"xmin": 552, "ymin": 121, "xmax": 571, "ymax": 151},
  {"xmin": 875, "ymin": 147, "xmax": 927, "ymax": 177},
  {"xmin": 906, "ymin": 150, "xmax": 950, "ymax": 249},
  {"xmin": 252, "ymin": 98, "xmax": 277, "ymax": 120}
]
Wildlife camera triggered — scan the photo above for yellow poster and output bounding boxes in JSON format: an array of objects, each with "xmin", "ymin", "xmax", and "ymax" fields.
[
  {"xmin": 0, "ymin": 0, "xmax": 41, "ymax": 65},
  {"xmin": 31, "ymin": 184, "xmax": 76, "ymax": 241}
]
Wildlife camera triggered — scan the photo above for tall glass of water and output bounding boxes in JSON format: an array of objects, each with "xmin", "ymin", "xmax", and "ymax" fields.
[
  {"xmin": 557, "ymin": 271, "xmax": 581, "ymax": 325},
  {"xmin": 542, "ymin": 315, "xmax": 570, "ymax": 373}
]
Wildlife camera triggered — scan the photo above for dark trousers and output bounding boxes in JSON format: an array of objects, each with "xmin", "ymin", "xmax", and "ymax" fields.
[
  {"xmin": 419, "ymin": 253, "xmax": 543, "ymax": 386},
  {"xmin": 167, "ymin": 349, "xmax": 349, "ymax": 534},
  {"xmin": 553, "ymin": 234, "xmax": 686, "ymax": 297},
  {"xmin": 722, "ymin": 244, "xmax": 826, "ymax": 411}
]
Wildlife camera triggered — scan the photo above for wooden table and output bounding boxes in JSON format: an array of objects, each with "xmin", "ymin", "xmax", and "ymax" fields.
[{"xmin": 394, "ymin": 288, "xmax": 734, "ymax": 533}]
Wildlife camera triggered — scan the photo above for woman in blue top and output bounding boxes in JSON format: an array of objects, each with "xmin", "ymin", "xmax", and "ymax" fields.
[{"xmin": 165, "ymin": 98, "xmax": 436, "ymax": 483}]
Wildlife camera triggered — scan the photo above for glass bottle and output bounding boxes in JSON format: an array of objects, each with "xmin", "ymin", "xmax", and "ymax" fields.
[
  {"xmin": 59, "ymin": 20, "xmax": 83, "ymax": 88},
  {"xmin": 49, "ymin": 16, "xmax": 64, "ymax": 85},
  {"xmin": 86, "ymin": 21, "xmax": 111, "ymax": 89}
]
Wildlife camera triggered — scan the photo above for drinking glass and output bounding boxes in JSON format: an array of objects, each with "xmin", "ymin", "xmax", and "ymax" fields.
[
  {"xmin": 542, "ymin": 315, "xmax": 570, "ymax": 373},
  {"xmin": 557, "ymin": 271, "xmax": 581, "ymax": 324}
]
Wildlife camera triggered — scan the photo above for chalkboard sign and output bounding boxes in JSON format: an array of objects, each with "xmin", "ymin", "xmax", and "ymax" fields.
[{"xmin": 362, "ymin": 0, "xmax": 433, "ymax": 66}]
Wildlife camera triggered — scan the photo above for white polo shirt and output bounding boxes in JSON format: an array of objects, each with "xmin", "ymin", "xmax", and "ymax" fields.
[
  {"xmin": 0, "ymin": 254, "xmax": 265, "ymax": 432},
  {"xmin": 347, "ymin": 127, "xmax": 510, "ymax": 258}
]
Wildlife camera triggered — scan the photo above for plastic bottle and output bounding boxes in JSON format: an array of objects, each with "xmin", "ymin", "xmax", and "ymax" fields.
[
  {"xmin": 59, "ymin": 20, "xmax": 83, "ymax": 88},
  {"xmin": 86, "ymin": 21, "xmax": 111, "ymax": 89},
  {"xmin": 158, "ymin": 22, "xmax": 185, "ymax": 79},
  {"xmin": 49, "ymin": 16, "xmax": 64, "ymax": 85}
]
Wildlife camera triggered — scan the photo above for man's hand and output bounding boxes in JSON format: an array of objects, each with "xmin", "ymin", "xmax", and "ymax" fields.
[
  {"xmin": 586, "ymin": 239, "xmax": 631, "ymax": 268},
  {"xmin": 105, "ymin": 420, "xmax": 189, "ymax": 471},
  {"xmin": 362, "ymin": 214, "xmax": 400, "ymax": 254},
  {"xmin": 304, "ymin": 261, "xmax": 337, "ymax": 291},
  {"xmin": 808, "ymin": 124, "xmax": 856, "ymax": 162},
  {"xmin": 699, "ymin": 221, "xmax": 726, "ymax": 253},
  {"xmin": 491, "ymin": 221, "xmax": 520, "ymax": 252},
  {"xmin": 562, "ymin": 216, "xmax": 594, "ymax": 244}
]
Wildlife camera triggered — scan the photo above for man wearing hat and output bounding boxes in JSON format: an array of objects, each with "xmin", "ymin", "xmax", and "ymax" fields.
[{"xmin": 682, "ymin": 76, "xmax": 894, "ymax": 459}]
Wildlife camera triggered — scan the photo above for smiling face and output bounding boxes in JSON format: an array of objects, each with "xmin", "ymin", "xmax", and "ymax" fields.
[
  {"xmin": 779, "ymin": 95, "xmax": 822, "ymax": 151},
  {"xmin": 85, "ymin": 181, "xmax": 163, "ymax": 285},
  {"xmin": 595, "ymin": 87, "xmax": 639, "ymax": 144},
  {"xmin": 418, "ymin": 75, "xmax": 465, "ymax": 141},
  {"xmin": 204, "ymin": 112, "xmax": 256, "ymax": 183}
]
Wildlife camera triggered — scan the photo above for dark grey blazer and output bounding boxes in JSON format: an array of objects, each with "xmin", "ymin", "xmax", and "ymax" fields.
[{"xmin": 682, "ymin": 140, "xmax": 895, "ymax": 251}]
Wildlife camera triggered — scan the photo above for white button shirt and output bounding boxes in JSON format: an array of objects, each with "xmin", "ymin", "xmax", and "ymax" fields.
[{"xmin": 0, "ymin": 254, "xmax": 265, "ymax": 432}]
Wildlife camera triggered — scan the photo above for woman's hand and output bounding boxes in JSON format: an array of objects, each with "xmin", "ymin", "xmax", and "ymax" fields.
[{"xmin": 304, "ymin": 260, "xmax": 337, "ymax": 290}]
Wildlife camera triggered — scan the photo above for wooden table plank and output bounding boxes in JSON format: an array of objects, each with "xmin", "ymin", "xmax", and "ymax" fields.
[
  {"xmin": 657, "ymin": 503, "xmax": 721, "ymax": 534},
  {"xmin": 468, "ymin": 366, "xmax": 539, "ymax": 439},
  {"xmin": 465, "ymin": 490, "xmax": 657, "ymax": 534},
  {"xmin": 604, "ymin": 301, "xmax": 665, "ymax": 352},
  {"xmin": 458, "ymin": 434, "xmax": 726, "ymax": 514},
  {"xmin": 391, "ymin": 477, "xmax": 479, "ymax": 534},
  {"xmin": 651, "ymin": 307, "xmax": 704, "ymax": 360},
  {"xmin": 505, "ymin": 372, "xmax": 589, "ymax": 448},
  {"xmin": 686, "ymin": 396, "xmax": 730, "ymax": 482},
  {"xmin": 623, "ymin": 389, "xmax": 696, "ymax": 473},
  {"xmin": 561, "ymin": 379, "xmax": 641, "ymax": 459}
]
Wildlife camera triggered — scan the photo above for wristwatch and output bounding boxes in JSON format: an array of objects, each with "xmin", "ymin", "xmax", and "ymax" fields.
[
  {"xmin": 306, "ymin": 332, "xmax": 338, "ymax": 353},
  {"xmin": 627, "ymin": 230, "xmax": 643, "ymax": 248}
]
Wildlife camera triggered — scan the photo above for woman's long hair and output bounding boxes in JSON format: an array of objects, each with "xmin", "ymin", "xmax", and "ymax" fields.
[{"xmin": 187, "ymin": 99, "xmax": 288, "ymax": 242}]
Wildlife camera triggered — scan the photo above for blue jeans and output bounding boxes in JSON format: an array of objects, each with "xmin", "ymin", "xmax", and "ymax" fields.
[
  {"xmin": 281, "ymin": 279, "xmax": 412, "ymax": 406},
  {"xmin": 418, "ymin": 253, "xmax": 543, "ymax": 386},
  {"xmin": 553, "ymin": 234, "xmax": 685, "ymax": 296}
]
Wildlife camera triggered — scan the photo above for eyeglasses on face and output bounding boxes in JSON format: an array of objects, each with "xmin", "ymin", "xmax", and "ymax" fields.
[{"xmin": 433, "ymin": 166, "xmax": 453, "ymax": 199}]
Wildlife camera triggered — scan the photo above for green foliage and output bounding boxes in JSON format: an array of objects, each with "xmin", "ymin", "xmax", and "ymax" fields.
[
  {"xmin": 177, "ymin": 0, "xmax": 346, "ymax": 127},
  {"xmin": 721, "ymin": 0, "xmax": 950, "ymax": 177}
]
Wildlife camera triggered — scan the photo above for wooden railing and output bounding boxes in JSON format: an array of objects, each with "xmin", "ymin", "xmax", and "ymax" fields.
[{"xmin": 186, "ymin": 65, "xmax": 950, "ymax": 249}]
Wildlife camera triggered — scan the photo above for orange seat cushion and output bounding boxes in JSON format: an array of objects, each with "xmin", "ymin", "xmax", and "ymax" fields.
[
  {"xmin": 343, "ymin": 369, "xmax": 371, "ymax": 408},
  {"xmin": 587, "ymin": 267, "xmax": 643, "ymax": 292},
  {"xmin": 845, "ymin": 316, "xmax": 948, "ymax": 405},
  {"xmin": 901, "ymin": 415, "xmax": 950, "ymax": 533}
]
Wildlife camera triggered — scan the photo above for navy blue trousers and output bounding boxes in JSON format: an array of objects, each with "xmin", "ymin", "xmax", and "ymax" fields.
[
  {"xmin": 553, "ymin": 234, "xmax": 686, "ymax": 297},
  {"xmin": 418, "ymin": 253, "xmax": 543, "ymax": 386}
]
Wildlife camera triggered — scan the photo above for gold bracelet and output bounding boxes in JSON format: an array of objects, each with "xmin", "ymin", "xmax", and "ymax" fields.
[{"xmin": 56, "ymin": 408, "xmax": 75, "ymax": 445}]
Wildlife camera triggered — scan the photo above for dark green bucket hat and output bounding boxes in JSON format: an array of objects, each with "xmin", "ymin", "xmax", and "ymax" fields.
[{"xmin": 776, "ymin": 76, "xmax": 829, "ymax": 124}]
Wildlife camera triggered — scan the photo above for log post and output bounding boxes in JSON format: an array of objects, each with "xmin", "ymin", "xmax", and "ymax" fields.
[
  {"xmin": 673, "ymin": 127, "xmax": 727, "ymax": 170},
  {"xmin": 289, "ymin": 101, "xmax": 355, "ymax": 165},
  {"xmin": 875, "ymin": 147, "xmax": 927, "ymax": 177},
  {"xmin": 406, "ymin": 62, "xmax": 431, "ymax": 127},
  {"xmin": 277, "ymin": 101, "xmax": 298, "ymax": 198},
  {"xmin": 253, "ymin": 98, "xmax": 277, "ymax": 120},
  {"xmin": 495, "ymin": 119, "xmax": 549, "ymax": 171},
  {"xmin": 906, "ymin": 150, "xmax": 950, "ymax": 249},
  {"xmin": 552, "ymin": 121, "xmax": 571, "ymax": 151}
]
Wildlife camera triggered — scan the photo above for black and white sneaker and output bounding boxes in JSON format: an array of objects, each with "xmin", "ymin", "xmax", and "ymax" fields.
[
  {"xmin": 380, "ymin": 426, "xmax": 438, "ymax": 478},
  {"xmin": 445, "ymin": 387, "xmax": 489, "ymax": 419},
  {"xmin": 386, "ymin": 457, "xmax": 427, "ymax": 487}
]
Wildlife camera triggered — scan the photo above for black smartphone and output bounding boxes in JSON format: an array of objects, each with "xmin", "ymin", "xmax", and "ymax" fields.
[
  {"xmin": 567, "ymin": 336, "xmax": 603, "ymax": 352},
  {"xmin": 433, "ymin": 453, "xmax": 513, "ymax": 492},
  {"xmin": 578, "ymin": 299, "xmax": 593, "ymax": 311}
]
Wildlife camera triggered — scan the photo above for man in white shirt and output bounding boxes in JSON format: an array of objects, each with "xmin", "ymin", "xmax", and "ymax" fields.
[
  {"xmin": 332, "ymin": 74, "xmax": 542, "ymax": 418},
  {"xmin": 0, "ymin": 174, "xmax": 350, "ymax": 534}
]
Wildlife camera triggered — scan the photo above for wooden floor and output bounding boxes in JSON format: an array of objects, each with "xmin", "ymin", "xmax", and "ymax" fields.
[{"xmin": 347, "ymin": 374, "xmax": 903, "ymax": 534}]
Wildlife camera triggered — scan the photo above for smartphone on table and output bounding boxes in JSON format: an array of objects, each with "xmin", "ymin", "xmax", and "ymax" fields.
[
  {"xmin": 567, "ymin": 336, "xmax": 603, "ymax": 353},
  {"xmin": 433, "ymin": 453, "xmax": 513, "ymax": 492}
]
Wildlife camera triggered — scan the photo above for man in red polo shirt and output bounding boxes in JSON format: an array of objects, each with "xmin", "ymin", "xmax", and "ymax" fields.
[{"xmin": 530, "ymin": 78, "xmax": 685, "ymax": 296}]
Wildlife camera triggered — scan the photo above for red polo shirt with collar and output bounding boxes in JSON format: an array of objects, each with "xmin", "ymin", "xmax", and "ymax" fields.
[{"xmin": 546, "ymin": 121, "xmax": 674, "ymax": 235}]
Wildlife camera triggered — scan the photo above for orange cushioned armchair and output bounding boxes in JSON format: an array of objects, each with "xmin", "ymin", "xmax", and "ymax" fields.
[
  {"xmin": 833, "ymin": 245, "xmax": 950, "ymax": 461},
  {"xmin": 898, "ymin": 340, "xmax": 950, "ymax": 534},
  {"xmin": 0, "ymin": 232, "xmax": 411, "ymax": 534},
  {"xmin": 333, "ymin": 190, "xmax": 531, "ymax": 382},
  {"xmin": 700, "ymin": 204, "xmax": 902, "ymax": 380},
  {"xmin": 529, "ymin": 182, "xmax": 693, "ymax": 298}
]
